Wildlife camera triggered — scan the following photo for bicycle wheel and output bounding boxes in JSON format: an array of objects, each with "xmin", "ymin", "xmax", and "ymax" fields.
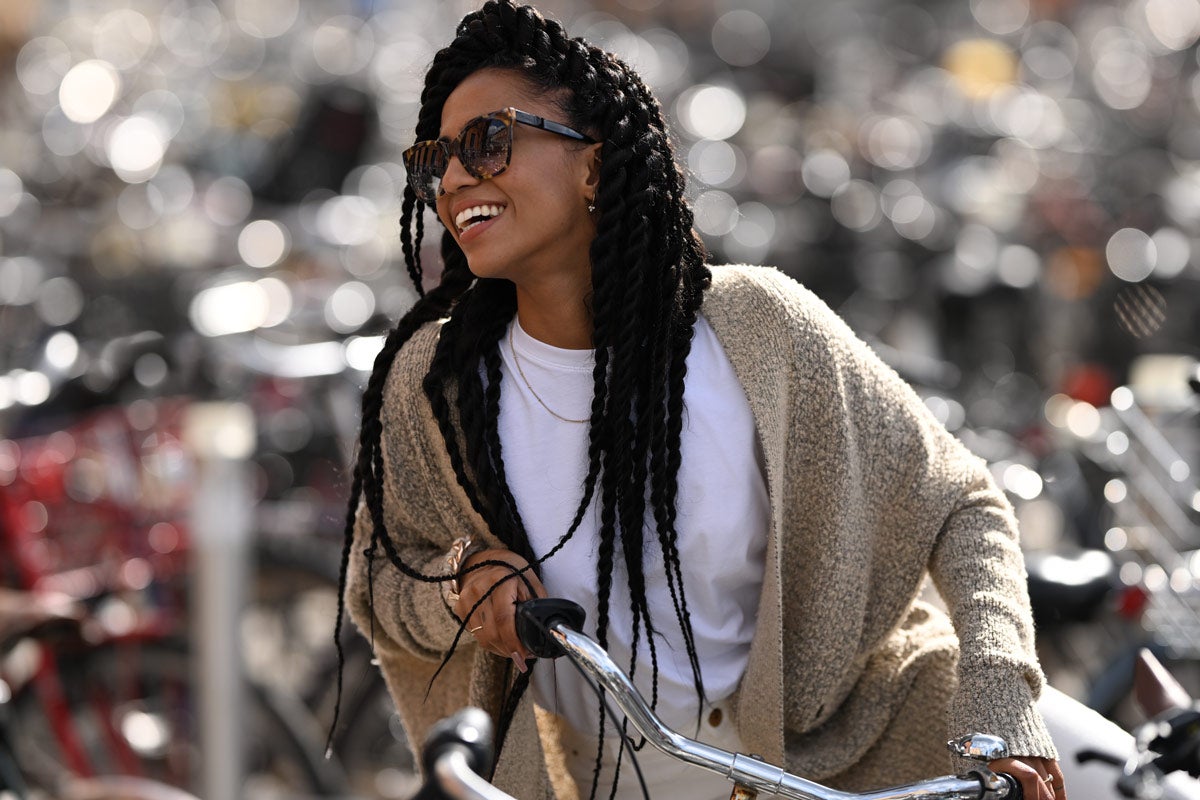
[
  {"xmin": 308, "ymin": 633, "xmax": 418, "ymax": 800},
  {"xmin": 6, "ymin": 637, "xmax": 348, "ymax": 799},
  {"xmin": 249, "ymin": 534, "xmax": 417, "ymax": 799}
]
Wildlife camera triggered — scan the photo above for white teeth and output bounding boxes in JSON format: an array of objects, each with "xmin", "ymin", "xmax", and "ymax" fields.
[{"xmin": 455, "ymin": 204, "xmax": 505, "ymax": 233}]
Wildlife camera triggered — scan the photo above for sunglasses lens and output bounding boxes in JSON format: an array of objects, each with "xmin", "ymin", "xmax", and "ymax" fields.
[
  {"xmin": 460, "ymin": 117, "xmax": 511, "ymax": 179},
  {"xmin": 403, "ymin": 142, "xmax": 444, "ymax": 202},
  {"xmin": 402, "ymin": 114, "xmax": 514, "ymax": 201}
]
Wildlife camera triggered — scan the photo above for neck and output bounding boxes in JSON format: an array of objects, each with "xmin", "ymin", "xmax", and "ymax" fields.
[{"xmin": 514, "ymin": 281, "xmax": 593, "ymax": 350}]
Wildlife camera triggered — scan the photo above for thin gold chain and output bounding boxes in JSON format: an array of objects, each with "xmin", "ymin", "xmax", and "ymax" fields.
[{"xmin": 508, "ymin": 324, "xmax": 589, "ymax": 424}]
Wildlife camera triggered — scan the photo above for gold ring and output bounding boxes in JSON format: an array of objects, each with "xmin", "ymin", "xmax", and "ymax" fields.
[{"xmin": 469, "ymin": 625, "xmax": 483, "ymax": 634}]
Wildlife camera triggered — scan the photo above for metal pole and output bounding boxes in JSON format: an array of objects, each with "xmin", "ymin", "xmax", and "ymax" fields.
[{"xmin": 185, "ymin": 403, "xmax": 255, "ymax": 800}]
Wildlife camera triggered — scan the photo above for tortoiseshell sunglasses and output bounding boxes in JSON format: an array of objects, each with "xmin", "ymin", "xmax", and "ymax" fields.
[{"xmin": 402, "ymin": 107, "xmax": 596, "ymax": 203}]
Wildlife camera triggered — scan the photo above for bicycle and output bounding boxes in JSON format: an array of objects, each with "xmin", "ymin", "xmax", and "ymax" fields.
[
  {"xmin": 410, "ymin": 597, "xmax": 1028, "ymax": 800},
  {"xmin": 0, "ymin": 402, "xmax": 351, "ymax": 798},
  {"xmin": 1056, "ymin": 377, "xmax": 1200, "ymax": 729},
  {"xmin": 1072, "ymin": 649, "xmax": 1200, "ymax": 799},
  {"xmin": 0, "ymin": 586, "xmax": 202, "ymax": 800}
]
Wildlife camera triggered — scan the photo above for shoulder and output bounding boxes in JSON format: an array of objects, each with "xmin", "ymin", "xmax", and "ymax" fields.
[
  {"xmin": 703, "ymin": 264, "xmax": 857, "ymax": 360},
  {"xmin": 707, "ymin": 263, "xmax": 805, "ymax": 306},
  {"xmin": 380, "ymin": 319, "xmax": 444, "ymax": 418},
  {"xmin": 706, "ymin": 264, "xmax": 839, "ymax": 331}
]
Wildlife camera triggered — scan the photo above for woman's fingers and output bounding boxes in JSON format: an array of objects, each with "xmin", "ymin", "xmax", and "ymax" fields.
[
  {"xmin": 990, "ymin": 757, "xmax": 1046, "ymax": 800},
  {"xmin": 988, "ymin": 756, "xmax": 1064, "ymax": 800},
  {"xmin": 490, "ymin": 578, "xmax": 528, "ymax": 666},
  {"xmin": 1046, "ymin": 760, "xmax": 1066, "ymax": 798},
  {"xmin": 454, "ymin": 548, "xmax": 546, "ymax": 666}
]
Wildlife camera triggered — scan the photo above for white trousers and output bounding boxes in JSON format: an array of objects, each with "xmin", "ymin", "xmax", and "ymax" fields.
[{"xmin": 559, "ymin": 699, "xmax": 744, "ymax": 800}]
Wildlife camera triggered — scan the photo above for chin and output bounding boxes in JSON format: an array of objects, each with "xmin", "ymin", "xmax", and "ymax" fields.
[{"xmin": 463, "ymin": 256, "xmax": 514, "ymax": 282}]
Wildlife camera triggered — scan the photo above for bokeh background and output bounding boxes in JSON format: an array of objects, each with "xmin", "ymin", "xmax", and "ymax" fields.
[{"xmin": 1, "ymin": 0, "xmax": 1199, "ymax": 798}]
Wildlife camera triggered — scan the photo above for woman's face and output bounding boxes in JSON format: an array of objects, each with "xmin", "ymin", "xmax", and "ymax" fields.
[{"xmin": 434, "ymin": 69, "xmax": 600, "ymax": 293}]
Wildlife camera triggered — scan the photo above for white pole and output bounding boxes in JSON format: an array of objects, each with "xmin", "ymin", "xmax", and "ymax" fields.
[{"xmin": 184, "ymin": 402, "xmax": 255, "ymax": 800}]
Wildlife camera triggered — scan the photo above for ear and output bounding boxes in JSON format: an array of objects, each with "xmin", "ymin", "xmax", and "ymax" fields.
[{"xmin": 578, "ymin": 141, "xmax": 602, "ymax": 197}]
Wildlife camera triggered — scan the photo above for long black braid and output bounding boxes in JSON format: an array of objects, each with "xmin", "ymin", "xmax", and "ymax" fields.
[{"xmin": 330, "ymin": 0, "xmax": 712, "ymax": 790}]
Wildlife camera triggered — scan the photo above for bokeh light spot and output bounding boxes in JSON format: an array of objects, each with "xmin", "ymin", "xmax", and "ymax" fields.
[
  {"xmin": 687, "ymin": 140, "xmax": 742, "ymax": 187},
  {"xmin": 943, "ymin": 39, "xmax": 1018, "ymax": 98},
  {"xmin": 312, "ymin": 16, "xmax": 374, "ymax": 77},
  {"xmin": 0, "ymin": 257, "xmax": 45, "ymax": 305},
  {"xmin": 107, "ymin": 116, "xmax": 169, "ymax": 183},
  {"xmin": 693, "ymin": 190, "xmax": 739, "ymax": 236},
  {"xmin": 190, "ymin": 281, "xmax": 271, "ymax": 336},
  {"xmin": 862, "ymin": 116, "xmax": 930, "ymax": 170},
  {"xmin": 317, "ymin": 195, "xmax": 379, "ymax": 246},
  {"xmin": 1106, "ymin": 228, "xmax": 1156, "ymax": 282},
  {"xmin": 677, "ymin": 85, "xmax": 746, "ymax": 141},
  {"xmin": 45, "ymin": 332, "xmax": 79, "ymax": 372},
  {"xmin": 711, "ymin": 10, "xmax": 771, "ymax": 67},
  {"xmin": 1065, "ymin": 401, "xmax": 1101, "ymax": 439},
  {"xmin": 830, "ymin": 180, "xmax": 882, "ymax": 232},
  {"xmin": 325, "ymin": 282, "xmax": 376, "ymax": 333},
  {"xmin": 971, "ymin": 0, "xmax": 1030, "ymax": 35},
  {"xmin": 1150, "ymin": 228, "xmax": 1190, "ymax": 279},
  {"xmin": 0, "ymin": 170, "xmax": 24, "ymax": 218},
  {"xmin": 344, "ymin": 335, "xmax": 385, "ymax": 372},
  {"xmin": 234, "ymin": 0, "xmax": 300, "ymax": 38},
  {"xmin": 997, "ymin": 245, "xmax": 1040, "ymax": 288},
  {"xmin": 801, "ymin": 150, "xmax": 851, "ymax": 198},
  {"xmin": 14, "ymin": 372, "xmax": 51, "ymax": 406},
  {"xmin": 35, "ymin": 277, "xmax": 84, "ymax": 327},
  {"xmin": 238, "ymin": 220, "xmax": 291, "ymax": 268},
  {"xmin": 1092, "ymin": 31, "xmax": 1151, "ymax": 110},
  {"xmin": 17, "ymin": 37, "xmax": 72, "ymax": 95},
  {"xmin": 1144, "ymin": 0, "xmax": 1200, "ymax": 52},
  {"xmin": 204, "ymin": 176, "xmax": 253, "ymax": 226},
  {"xmin": 94, "ymin": 10, "xmax": 155, "ymax": 70},
  {"xmin": 59, "ymin": 60, "xmax": 121, "ymax": 124}
]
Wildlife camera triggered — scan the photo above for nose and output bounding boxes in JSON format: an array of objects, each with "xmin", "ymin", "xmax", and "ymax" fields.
[{"xmin": 438, "ymin": 152, "xmax": 479, "ymax": 196}]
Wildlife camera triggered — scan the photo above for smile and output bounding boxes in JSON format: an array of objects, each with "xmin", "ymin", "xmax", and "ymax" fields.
[{"xmin": 455, "ymin": 204, "xmax": 506, "ymax": 234}]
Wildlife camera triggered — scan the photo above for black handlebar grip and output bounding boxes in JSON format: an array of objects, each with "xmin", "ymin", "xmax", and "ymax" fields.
[
  {"xmin": 420, "ymin": 707, "xmax": 494, "ymax": 779},
  {"xmin": 999, "ymin": 771, "xmax": 1023, "ymax": 799},
  {"xmin": 516, "ymin": 598, "xmax": 587, "ymax": 659}
]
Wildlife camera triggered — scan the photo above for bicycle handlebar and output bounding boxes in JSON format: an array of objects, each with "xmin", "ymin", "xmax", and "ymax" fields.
[
  {"xmin": 514, "ymin": 598, "xmax": 1020, "ymax": 800},
  {"xmin": 417, "ymin": 598, "xmax": 1022, "ymax": 800},
  {"xmin": 414, "ymin": 708, "xmax": 510, "ymax": 800}
]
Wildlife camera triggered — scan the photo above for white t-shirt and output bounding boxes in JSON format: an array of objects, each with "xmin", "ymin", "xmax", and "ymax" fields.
[{"xmin": 496, "ymin": 314, "xmax": 769, "ymax": 794}]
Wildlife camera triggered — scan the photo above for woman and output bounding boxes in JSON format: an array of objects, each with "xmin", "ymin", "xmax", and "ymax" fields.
[{"xmin": 332, "ymin": 2, "xmax": 1064, "ymax": 798}]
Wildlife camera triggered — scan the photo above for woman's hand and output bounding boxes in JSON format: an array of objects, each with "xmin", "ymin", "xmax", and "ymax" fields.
[
  {"xmin": 989, "ymin": 756, "xmax": 1065, "ymax": 800},
  {"xmin": 453, "ymin": 548, "xmax": 547, "ymax": 672}
]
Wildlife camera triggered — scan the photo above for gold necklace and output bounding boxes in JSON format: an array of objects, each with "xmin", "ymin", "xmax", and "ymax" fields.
[{"xmin": 509, "ymin": 324, "xmax": 589, "ymax": 424}]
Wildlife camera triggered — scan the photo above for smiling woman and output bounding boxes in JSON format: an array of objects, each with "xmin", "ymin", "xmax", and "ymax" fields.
[
  {"xmin": 424, "ymin": 74, "xmax": 604, "ymax": 347},
  {"xmin": 330, "ymin": 3, "xmax": 1065, "ymax": 800}
]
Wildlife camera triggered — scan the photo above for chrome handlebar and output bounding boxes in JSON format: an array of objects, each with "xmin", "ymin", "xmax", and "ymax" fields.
[{"xmin": 420, "ymin": 599, "xmax": 1021, "ymax": 800}]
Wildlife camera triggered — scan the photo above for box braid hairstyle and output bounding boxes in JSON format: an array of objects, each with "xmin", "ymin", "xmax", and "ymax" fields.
[{"xmin": 330, "ymin": 1, "xmax": 712, "ymax": 792}]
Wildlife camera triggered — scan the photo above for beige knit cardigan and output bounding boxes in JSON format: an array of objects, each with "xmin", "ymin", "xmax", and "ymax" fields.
[{"xmin": 346, "ymin": 264, "xmax": 1058, "ymax": 798}]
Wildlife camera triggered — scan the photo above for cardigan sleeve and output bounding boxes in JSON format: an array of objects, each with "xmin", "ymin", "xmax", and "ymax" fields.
[
  {"xmin": 809, "ymin": 284, "xmax": 1057, "ymax": 759},
  {"xmin": 925, "ymin": 457, "xmax": 1059, "ymax": 759},
  {"xmin": 733, "ymin": 265, "xmax": 1057, "ymax": 761},
  {"xmin": 346, "ymin": 504, "xmax": 459, "ymax": 662},
  {"xmin": 344, "ymin": 324, "xmax": 487, "ymax": 662}
]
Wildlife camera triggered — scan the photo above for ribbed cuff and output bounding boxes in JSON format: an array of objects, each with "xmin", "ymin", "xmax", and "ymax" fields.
[{"xmin": 949, "ymin": 672, "xmax": 1059, "ymax": 772}]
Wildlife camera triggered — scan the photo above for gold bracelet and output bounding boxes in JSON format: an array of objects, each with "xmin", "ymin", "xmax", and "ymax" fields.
[{"xmin": 441, "ymin": 536, "xmax": 478, "ymax": 606}]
